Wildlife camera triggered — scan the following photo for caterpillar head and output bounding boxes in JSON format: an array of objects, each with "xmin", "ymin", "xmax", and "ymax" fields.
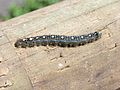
[{"xmin": 93, "ymin": 32, "xmax": 102, "ymax": 40}]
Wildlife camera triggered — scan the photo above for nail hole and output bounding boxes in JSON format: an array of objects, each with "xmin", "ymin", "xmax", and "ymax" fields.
[
  {"xmin": 60, "ymin": 52, "xmax": 63, "ymax": 57},
  {"xmin": 115, "ymin": 43, "xmax": 117, "ymax": 47}
]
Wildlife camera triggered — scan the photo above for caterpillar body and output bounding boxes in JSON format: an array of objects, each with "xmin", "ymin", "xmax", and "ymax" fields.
[{"xmin": 14, "ymin": 31, "xmax": 102, "ymax": 48}]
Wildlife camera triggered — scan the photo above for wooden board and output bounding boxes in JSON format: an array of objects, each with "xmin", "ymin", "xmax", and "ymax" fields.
[{"xmin": 0, "ymin": 0, "xmax": 120, "ymax": 90}]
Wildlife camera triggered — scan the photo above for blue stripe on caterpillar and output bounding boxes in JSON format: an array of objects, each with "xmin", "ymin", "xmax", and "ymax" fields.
[{"xmin": 14, "ymin": 31, "xmax": 102, "ymax": 48}]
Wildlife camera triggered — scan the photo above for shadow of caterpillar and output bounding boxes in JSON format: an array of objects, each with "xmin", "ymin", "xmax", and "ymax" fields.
[{"xmin": 15, "ymin": 31, "xmax": 102, "ymax": 48}]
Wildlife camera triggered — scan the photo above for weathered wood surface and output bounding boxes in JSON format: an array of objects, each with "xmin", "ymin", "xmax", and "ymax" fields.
[{"xmin": 0, "ymin": 0, "xmax": 120, "ymax": 90}]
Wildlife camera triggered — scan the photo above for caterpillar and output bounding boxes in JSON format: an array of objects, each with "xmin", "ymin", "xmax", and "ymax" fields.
[{"xmin": 14, "ymin": 31, "xmax": 102, "ymax": 48}]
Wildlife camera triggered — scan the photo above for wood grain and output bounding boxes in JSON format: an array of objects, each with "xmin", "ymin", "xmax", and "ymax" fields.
[{"xmin": 0, "ymin": 0, "xmax": 120, "ymax": 90}]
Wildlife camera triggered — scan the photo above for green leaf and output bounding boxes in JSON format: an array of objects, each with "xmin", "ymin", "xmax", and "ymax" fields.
[{"xmin": 9, "ymin": 4, "xmax": 24, "ymax": 17}]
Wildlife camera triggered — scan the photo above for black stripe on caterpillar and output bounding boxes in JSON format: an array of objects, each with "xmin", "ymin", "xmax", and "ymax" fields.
[{"xmin": 14, "ymin": 31, "xmax": 102, "ymax": 48}]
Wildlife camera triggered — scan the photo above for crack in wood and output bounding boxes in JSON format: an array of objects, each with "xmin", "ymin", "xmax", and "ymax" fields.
[
  {"xmin": 0, "ymin": 80, "xmax": 13, "ymax": 89},
  {"xmin": 57, "ymin": 65, "xmax": 70, "ymax": 71}
]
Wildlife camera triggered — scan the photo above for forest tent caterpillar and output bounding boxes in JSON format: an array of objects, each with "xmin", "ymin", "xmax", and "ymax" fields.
[{"xmin": 14, "ymin": 31, "xmax": 102, "ymax": 48}]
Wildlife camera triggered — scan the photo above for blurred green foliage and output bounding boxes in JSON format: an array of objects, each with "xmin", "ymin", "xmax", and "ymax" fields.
[{"xmin": 2, "ymin": 0, "xmax": 61, "ymax": 20}]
